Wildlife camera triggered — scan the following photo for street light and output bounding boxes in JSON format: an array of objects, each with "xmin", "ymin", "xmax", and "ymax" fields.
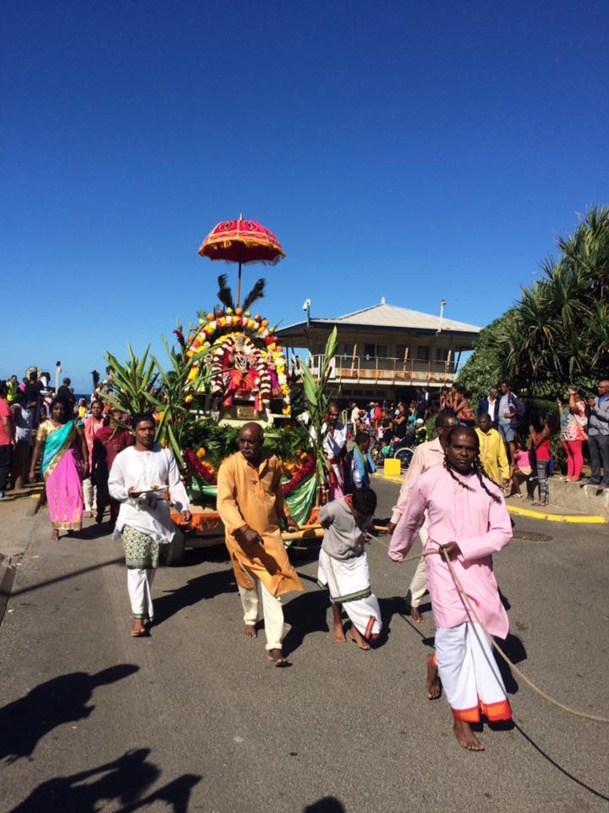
[
  {"xmin": 302, "ymin": 298, "xmax": 311, "ymax": 328},
  {"xmin": 437, "ymin": 299, "xmax": 447, "ymax": 334}
]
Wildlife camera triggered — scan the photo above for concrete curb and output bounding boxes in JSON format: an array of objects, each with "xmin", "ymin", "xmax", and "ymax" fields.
[
  {"xmin": 372, "ymin": 472, "xmax": 606, "ymax": 523},
  {"xmin": 507, "ymin": 504, "xmax": 606, "ymax": 524},
  {"xmin": 0, "ymin": 559, "xmax": 16, "ymax": 626}
]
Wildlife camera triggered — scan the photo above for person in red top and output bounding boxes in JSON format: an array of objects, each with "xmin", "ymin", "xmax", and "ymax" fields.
[
  {"xmin": 529, "ymin": 414, "xmax": 553, "ymax": 506},
  {"xmin": 0, "ymin": 381, "xmax": 15, "ymax": 500},
  {"xmin": 91, "ymin": 409, "xmax": 132, "ymax": 524},
  {"xmin": 83, "ymin": 399, "xmax": 105, "ymax": 517}
]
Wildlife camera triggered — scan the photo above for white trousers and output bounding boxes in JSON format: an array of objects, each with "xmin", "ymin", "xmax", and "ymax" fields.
[
  {"xmin": 405, "ymin": 527, "xmax": 428, "ymax": 608},
  {"xmin": 435, "ymin": 622, "xmax": 511, "ymax": 722},
  {"xmin": 83, "ymin": 477, "xmax": 96, "ymax": 513},
  {"xmin": 238, "ymin": 572, "xmax": 285, "ymax": 651},
  {"xmin": 127, "ymin": 568, "xmax": 156, "ymax": 621}
]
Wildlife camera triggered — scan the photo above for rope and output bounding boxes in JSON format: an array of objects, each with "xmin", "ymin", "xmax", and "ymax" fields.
[
  {"xmin": 440, "ymin": 548, "xmax": 609, "ymax": 724},
  {"xmin": 343, "ymin": 522, "xmax": 608, "ymax": 722}
]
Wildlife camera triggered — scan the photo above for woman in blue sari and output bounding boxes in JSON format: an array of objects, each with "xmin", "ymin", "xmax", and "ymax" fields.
[{"xmin": 29, "ymin": 397, "xmax": 88, "ymax": 541}]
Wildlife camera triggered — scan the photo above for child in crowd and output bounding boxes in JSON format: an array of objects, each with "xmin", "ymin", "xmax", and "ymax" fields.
[
  {"xmin": 508, "ymin": 437, "xmax": 537, "ymax": 500},
  {"xmin": 529, "ymin": 414, "xmax": 554, "ymax": 507}
]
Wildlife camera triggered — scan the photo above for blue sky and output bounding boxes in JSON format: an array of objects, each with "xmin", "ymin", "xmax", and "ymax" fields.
[{"xmin": 2, "ymin": 0, "xmax": 607, "ymax": 393}]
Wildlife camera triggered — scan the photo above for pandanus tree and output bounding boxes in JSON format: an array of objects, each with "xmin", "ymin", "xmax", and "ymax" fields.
[{"xmin": 459, "ymin": 206, "xmax": 609, "ymax": 398}]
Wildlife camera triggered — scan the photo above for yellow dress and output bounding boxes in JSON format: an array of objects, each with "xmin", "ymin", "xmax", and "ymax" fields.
[
  {"xmin": 475, "ymin": 428, "xmax": 509, "ymax": 485},
  {"xmin": 217, "ymin": 451, "xmax": 303, "ymax": 596}
]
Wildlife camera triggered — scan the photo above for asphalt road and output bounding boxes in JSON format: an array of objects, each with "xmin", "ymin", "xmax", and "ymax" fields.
[{"xmin": 1, "ymin": 478, "xmax": 608, "ymax": 813}]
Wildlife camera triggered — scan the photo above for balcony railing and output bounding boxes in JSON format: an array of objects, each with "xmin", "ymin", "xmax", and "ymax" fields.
[{"xmin": 308, "ymin": 354, "xmax": 458, "ymax": 383}]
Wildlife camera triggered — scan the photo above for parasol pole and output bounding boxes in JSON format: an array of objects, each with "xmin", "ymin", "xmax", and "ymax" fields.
[
  {"xmin": 237, "ymin": 246, "xmax": 242, "ymax": 308},
  {"xmin": 236, "ymin": 213, "xmax": 243, "ymax": 308}
]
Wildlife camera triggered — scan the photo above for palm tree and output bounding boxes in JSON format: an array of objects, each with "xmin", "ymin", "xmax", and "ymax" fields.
[{"xmin": 470, "ymin": 206, "xmax": 609, "ymax": 396}]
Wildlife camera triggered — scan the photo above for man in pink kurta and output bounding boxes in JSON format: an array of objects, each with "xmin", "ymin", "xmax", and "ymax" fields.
[
  {"xmin": 388, "ymin": 425, "xmax": 513, "ymax": 751},
  {"xmin": 387, "ymin": 411, "xmax": 459, "ymax": 621}
]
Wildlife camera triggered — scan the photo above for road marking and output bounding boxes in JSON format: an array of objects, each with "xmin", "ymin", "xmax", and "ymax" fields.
[
  {"xmin": 373, "ymin": 473, "xmax": 606, "ymax": 523},
  {"xmin": 507, "ymin": 504, "xmax": 605, "ymax": 524}
]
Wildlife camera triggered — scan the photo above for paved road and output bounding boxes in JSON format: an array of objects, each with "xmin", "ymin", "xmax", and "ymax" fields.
[{"xmin": 0, "ymin": 478, "xmax": 608, "ymax": 812}]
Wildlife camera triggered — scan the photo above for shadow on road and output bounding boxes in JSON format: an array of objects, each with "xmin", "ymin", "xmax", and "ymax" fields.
[
  {"xmin": 153, "ymin": 567, "xmax": 236, "ymax": 627},
  {"xmin": 0, "ymin": 664, "xmax": 139, "ymax": 763},
  {"xmin": 494, "ymin": 632, "xmax": 527, "ymax": 695},
  {"xmin": 282, "ymin": 588, "xmax": 330, "ymax": 656},
  {"xmin": 10, "ymin": 747, "xmax": 202, "ymax": 812},
  {"xmin": 303, "ymin": 797, "xmax": 346, "ymax": 812},
  {"xmin": 514, "ymin": 721, "xmax": 609, "ymax": 804}
]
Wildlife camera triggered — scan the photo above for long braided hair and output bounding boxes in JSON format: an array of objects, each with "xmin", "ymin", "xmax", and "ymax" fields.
[{"xmin": 443, "ymin": 426, "xmax": 502, "ymax": 504}]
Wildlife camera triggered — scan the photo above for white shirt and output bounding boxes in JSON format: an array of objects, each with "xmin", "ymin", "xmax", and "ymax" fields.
[
  {"xmin": 321, "ymin": 421, "xmax": 347, "ymax": 462},
  {"xmin": 109, "ymin": 444, "xmax": 190, "ymax": 545}
]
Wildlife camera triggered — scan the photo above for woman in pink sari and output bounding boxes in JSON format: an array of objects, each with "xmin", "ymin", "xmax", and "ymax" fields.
[{"xmin": 29, "ymin": 397, "xmax": 88, "ymax": 541}]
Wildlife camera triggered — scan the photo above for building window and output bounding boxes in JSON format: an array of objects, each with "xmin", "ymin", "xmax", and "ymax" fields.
[
  {"xmin": 435, "ymin": 347, "xmax": 449, "ymax": 361},
  {"xmin": 396, "ymin": 344, "xmax": 409, "ymax": 360},
  {"xmin": 364, "ymin": 343, "xmax": 375, "ymax": 360},
  {"xmin": 376, "ymin": 344, "xmax": 388, "ymax": 358},
  {"xmin": 343, "ymin": 343, "xmax": 354, "ymax": 359},
  {"xmin": 417, "ymin": 346, "xmax": 430, "ymax": 361}
]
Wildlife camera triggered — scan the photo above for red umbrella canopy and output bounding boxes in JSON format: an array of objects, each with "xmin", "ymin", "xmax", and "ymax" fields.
[{"xmin": 198, "ymin": 217, "xmax": 286, "ymax": 265}]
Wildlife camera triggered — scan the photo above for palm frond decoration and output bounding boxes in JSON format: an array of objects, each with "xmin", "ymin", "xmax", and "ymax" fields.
[
  {"xmin": 217, "ymin": 274, "xmax": 235, "ymax": 310},
  {"xmin": 242, "ymin": 278, "xmax": 266, "ymax": 311}
]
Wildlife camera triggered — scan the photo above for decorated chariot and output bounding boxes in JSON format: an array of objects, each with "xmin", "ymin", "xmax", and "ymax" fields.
[{"xmin": 102, "ymin": 217, "xmax": 334, "ymax": 564}]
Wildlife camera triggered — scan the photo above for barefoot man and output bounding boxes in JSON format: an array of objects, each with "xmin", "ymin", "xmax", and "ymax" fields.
[
  {"xmin": 388, "ymin": 426, "xmax": 513, "ymax": 751},
  {"xmin": 386, "ymin": 410, "xmax": 458, "ymax": 623},
  {"xmin": 217, "ymin": 422, "xmax": 302, "ymax": 667},
  {"xmin": 318, "ymin": 486, "xmax": 382, "ymax": 650}
]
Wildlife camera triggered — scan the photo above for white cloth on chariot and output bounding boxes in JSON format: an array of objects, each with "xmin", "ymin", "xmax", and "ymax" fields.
[
  {"xmin": 109, "ymin": 444, "xmax": 190, "ymax": 545},
  {"xmin": 318, "ymin": 548, "xmax": 382, "ymax": 638}
]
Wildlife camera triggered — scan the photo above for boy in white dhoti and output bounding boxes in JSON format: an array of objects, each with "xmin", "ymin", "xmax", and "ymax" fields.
[
  {"xmin": 109, "ymin": 413, "xmax": 191, "ymax": 637},
  {"xmin": 318, "ymin": 487, "xmax": 382, "ymax": 650}
]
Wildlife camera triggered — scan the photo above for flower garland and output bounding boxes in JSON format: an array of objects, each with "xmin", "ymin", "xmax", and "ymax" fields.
[
  {"xmin": 184, "ymin": 447, "xmax": 217, "ymax": 485},
  {"xmin": 185, "ymin": 308, "xmax": 291, "ymax": 414},
  {"xmin": 282, "ymin": 454, "xmax": 317, "ymax": 496}
]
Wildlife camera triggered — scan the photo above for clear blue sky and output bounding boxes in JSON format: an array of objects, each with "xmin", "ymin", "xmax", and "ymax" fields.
[{"xmin": 2, "ymin": 0, "xmax": 607, "ymax": 393}]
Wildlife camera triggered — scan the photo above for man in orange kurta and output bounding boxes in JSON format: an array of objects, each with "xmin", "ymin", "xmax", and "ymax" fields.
[{"xmin": 217, "ymin": 422, "xmax": 302, "ymax": 666}]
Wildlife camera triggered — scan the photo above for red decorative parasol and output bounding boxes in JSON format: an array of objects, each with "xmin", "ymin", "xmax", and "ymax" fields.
[{"xmin": 198, "ymin": 215, "xmax": 286, "ymax": 306}]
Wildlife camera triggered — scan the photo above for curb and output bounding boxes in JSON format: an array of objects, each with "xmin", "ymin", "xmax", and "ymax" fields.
[
  {"xmin": 372, "ymin": 472, "xmax": 606, "ymax": 524},
  {"xmin": 507, "ymin": 504, "xmax": 605, "ymax": 524},
  {"xmin": 0, "ymin": 560, "xmax": 16, "ymax": 626}
]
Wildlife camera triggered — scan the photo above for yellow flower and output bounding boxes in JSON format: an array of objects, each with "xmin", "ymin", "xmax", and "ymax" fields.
[
  {"xmin": 197, "ymin": 447, "xmax": 206, "ymax": 459},
  {"xmin": 185, "ymin": 394, "xmax": 194, "ymax": 404}
]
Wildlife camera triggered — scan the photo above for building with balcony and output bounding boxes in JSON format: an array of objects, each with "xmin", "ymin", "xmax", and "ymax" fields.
[{"xmin": 276, "ymin": 299, "xmax": 480, "ymax": 404}]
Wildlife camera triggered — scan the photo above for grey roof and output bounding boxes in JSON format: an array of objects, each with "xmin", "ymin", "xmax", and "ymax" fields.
[{"xmin": 278, "ymin": 302, "xmax": 480, "ymax": 335}]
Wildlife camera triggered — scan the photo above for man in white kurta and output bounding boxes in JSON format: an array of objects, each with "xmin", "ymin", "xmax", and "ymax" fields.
[
  {"xmin": 321, "ymin": 402, "xmax": 348, "ymax": 501},
  {"xmin": 109, "ymin": 414, "xmax": 191, "ymax": 637}
]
